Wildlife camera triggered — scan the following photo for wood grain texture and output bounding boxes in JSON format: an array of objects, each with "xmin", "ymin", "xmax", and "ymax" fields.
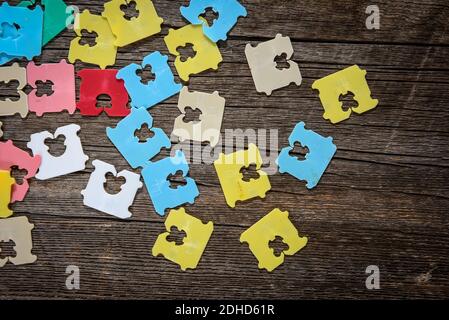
[{"xmin": 0, "ymin": 0, "xmax": 448, "ymax": 299}]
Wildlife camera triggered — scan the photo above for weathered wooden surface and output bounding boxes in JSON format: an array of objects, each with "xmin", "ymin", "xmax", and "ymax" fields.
[{"xmin": 1, "ymin": 0, "xmax": 449, "ymax": 299}]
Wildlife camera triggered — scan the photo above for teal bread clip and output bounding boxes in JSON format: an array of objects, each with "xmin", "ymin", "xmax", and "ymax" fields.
[
  {"xmin": 0, "ymin": 23, "xmax": 20, "ymax": 65},
  {"xmin": 276, "ymin": 122, "xmax": 337, "ymax": 189},
  {"xmin": 180, "ymin": 0, "xmax": 247, "ymax": 42},
  {"xmin": 142, "ymin": 150, "xmax": 199, "ymax": 216},
  {"xmin": 106, "ymin": 107, "xmax": 171, "ymax": 169},
  {"xmin": 0, "ymin": 2, "xmax": 43, "ymax": 60},
  {"xmin": 117, "ymin": 51, "xmax": 182, "ymax": 109},
  {"xmin": 19, "ymin": 0, "xmax": 74, "ymax": 46},
  {"xmin": 0, "ymin": 0, "xmax": 74, "ymax": 65}
]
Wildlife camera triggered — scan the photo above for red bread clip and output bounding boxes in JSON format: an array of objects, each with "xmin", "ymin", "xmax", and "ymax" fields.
[
  {"xmin": 0, "ymin": 140, "xmax": 41, "ymax": 203},
  {"xmin": 27, "ymin": 59, "xmax": 76, "ymax": 116},
  {"xmin": 77, "ymin": 69, "xmax": 130, "ymax": 117}
]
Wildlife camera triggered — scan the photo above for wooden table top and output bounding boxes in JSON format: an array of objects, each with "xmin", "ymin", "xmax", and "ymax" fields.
[{"xmin": 0, "ymin": 0, "xmax": 448, "ymax": 299}]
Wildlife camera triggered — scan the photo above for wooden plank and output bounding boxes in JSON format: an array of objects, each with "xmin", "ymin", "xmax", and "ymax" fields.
[
  {"xmin": 57, "ymin": 0, "xmax": 449, "ymax": 45},
  {"xmin": 1, "ymin": 215, "xmax": 448, "ymax": 299}
]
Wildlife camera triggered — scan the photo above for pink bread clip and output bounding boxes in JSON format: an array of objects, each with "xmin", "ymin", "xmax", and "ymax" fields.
[
  {"xmin": 27, "ymin": 59, "xmax": 76, "ymax": 116},
  {"xmin": 0, "ymin": 140, "xmax": 41, "ymax": 203}
]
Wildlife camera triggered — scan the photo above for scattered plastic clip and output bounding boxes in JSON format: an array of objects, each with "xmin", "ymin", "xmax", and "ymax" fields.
[
  {"xmin": 81, "ymin": 160, "xmax": 142, "ymax": 219},
  {"xmin": 142, "ymin": 150, "xmax": 199, "ymax": 216},
  {"xmin": 1, "ymin": 0, "xmax": 74, "ymax": 65},
  {"xmin": 103, "ymin": 0, "xmax": 163, "ymax": 47},
  {"xmin": 0, "ymin": 21, "xmax": 21, "ymax": 66},
  {"xmin": 0, "ymin": 2, "xmax": 43, "ymax": 60},
  {"xmin": 245, "ymin": 34, "xmax": 302, "ymax": 95},
  {"xmin": 117, "ymin": 51, "xmax": 181, "ymax": 109},
  {"xmin": 27, "ymin": 59, "xmax": 76, "ymax": 116},
  {"xmin": 0, "ymin": 54, "xmax": 14, "ymax": 66},
  {"xmin": 180, "ymin": 0, "xmax": 247, "ymax": 42},
  {"xmin": 0, "ymin": 170, "xmax": 14, "ymax": 219},
  {"xmin": 152, "ymin": 208, "xmax": 213, "ymax": 271},
  {"xmin": 27, "ymin": 124, "xmax": 89, "ymax": 180},
  {"xmin": 107, "ymin": 107, "xmax": 170, "ymax": 169},
  {"xmin": 240, "ymin": 208, "xmax": 308, "ymax": 272},
  {"xmin": 172, "ymin": 87, "xmax": 225, "ymax": 147},
  {"xmin": 0, "ymin": 63, "xmax": 28, "ymax": 118},
  {"xmin": 312, "ymin": 65, "xmax": 379, "ymax": 124},
  {"xmin": 0, "ymin": 140, "xmax": 41, "ymax": 203},
  {"xmin": 68, "ymin": 9, "xmax": 117, "ymax": 69},
  {"xmin": 20, "ymin": 0, "xmax": 74, "ymax": 46},
  {"xmin": 164, "ymin": 24, "xmax": 222, "ymax": 82},
  {"xmin": 214, "ymin": 144, "xmax": 271, "ymax": 208},
  {"xmin": 0, "ymin": 216, "xmax": 37, "ymax": 267},
  {"xmin": 77, "ymin": 69, "xmax": 130, "ymax": 117},
  {"xmin": 277, "ymin": 122, "xmax": 336, "ymax": 189}
]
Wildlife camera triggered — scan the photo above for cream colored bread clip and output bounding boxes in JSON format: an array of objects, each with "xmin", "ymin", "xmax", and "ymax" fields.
[
  {"xmin": 0, "ymin": 63, "xmax": 28, "ymax": 118},
  {"xmin": 0, "ymin": 216, "xmax": 37, "ymax": 267},
  {"xmin": 172, "ymin": 87, "xmax": 225, "ymax": 147},
  {"xmin": 245, "ymin": 34, "xmax": 302, "ymax": 95}
]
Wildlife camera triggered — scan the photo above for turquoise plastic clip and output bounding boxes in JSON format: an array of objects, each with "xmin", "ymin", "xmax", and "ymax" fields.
[
  {"xmin": 19, "ymin": 0, "xmax": 74, "ymax": 46},
  {"xmin": 180, "ymin": 0, "xmax": 247, "ymax": 42},
  {"xmin": 106, "ymin": 107, "xmax": 171, "ymax": 169},
  {"xmin": 0, "ymin": 3, "xmax": 43, "ymax": 60},
  {"xmin": 142, "ymin": 150, "xmax": 199, "ymax": 216},
  {"xmin": 117, "ymin": 51, "xmax": 182, "ymax": 109},
  {"xmin": 276, "ymin": 122, "xmax": 337, "ymax": 189},
  {"xmin": 0, "ymin": 23, "xmax": 19, "ymax": 65}
]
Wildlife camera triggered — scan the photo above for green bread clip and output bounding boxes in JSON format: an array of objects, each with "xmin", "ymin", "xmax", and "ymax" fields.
[{"xmin": 19, "ymin": 0, "xmax": 74, "ymax": 46}]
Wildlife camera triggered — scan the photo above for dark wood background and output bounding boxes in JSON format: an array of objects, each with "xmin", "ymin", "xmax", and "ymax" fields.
[{"xmin": 1, "ymin": 0, "xmax": 448, "ymax": 299}]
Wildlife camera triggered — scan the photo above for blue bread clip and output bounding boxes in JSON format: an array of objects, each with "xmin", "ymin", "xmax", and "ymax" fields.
[
  {"xmin": 180, "ymin": 0, "xmax": 247, "ymax": 42},
  {"xmin": 0, "ymin": 53, "xmax": 14, "ymax": 65},
  {"xmin": 276, "ymin": 122, "xmax": 337, "ymax": 189},
  {"xmin": 0, "ymin": 2, "xmax": 43, "ymax": 60},
  {"xmin": 116, "ymin": 51, "xmax": 182, "ymax": 109},
  {"xmin": 0, "ymin": 22, "xmax": 20, "ymax": 65},
  {"xmin": 106, "ymin": 107, "xmax": 171, "ymax": 169},
  {"xmin": 142, "ymin": 150, "xmax": 199, "ymax": 216}
]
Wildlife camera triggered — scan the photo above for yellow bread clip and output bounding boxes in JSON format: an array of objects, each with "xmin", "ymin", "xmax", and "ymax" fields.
[
  {"xmin": 68, "ymin": 9, "xmax": 117, "ymax": 69},
  {"xmin": 0, "ymin": 170, "xmax": 15, "ymax": 218},
  {"xmin": 214, "ymin": 144, "xmax": 271, "ymax": 208},
  {"xmin": 312, "ymin": 65, "xmax": 379, "ymax": 124},
  {"xmin": 164, "ymin": 23, "xmax": 222, "ymax": 82},
  {"xmin": 152, "ymin": 208, "xmax": 213, "ymax": 271},
  {"xmin": 240, "ymin": 209, "xmax": 308, "ymax": 272},
  {"xmin": 103, "ymin": 0, "xmax": 163, "ymax": 47}
]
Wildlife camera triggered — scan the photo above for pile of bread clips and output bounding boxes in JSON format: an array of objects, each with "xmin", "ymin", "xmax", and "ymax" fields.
[{"xmin": 0, "ymin": 0, "xmax": 378, "ymax": 272}]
